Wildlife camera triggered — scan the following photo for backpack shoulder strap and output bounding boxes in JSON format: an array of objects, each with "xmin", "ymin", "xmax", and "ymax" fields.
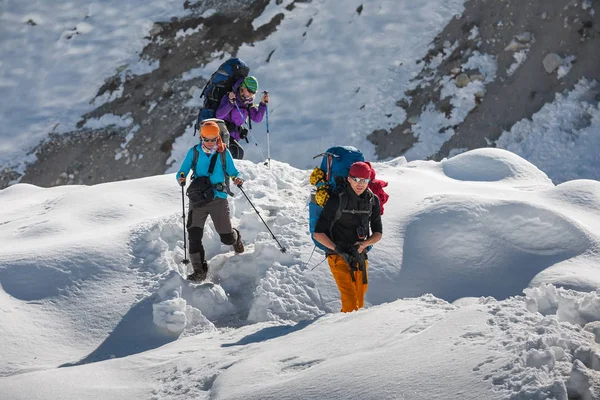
[
  {"xmin": 207, "ymin": 152, "xmax": 220, "ymax": 175},
  {"xmin": 192, "ymin": 147, "xmax": 220, "ymax": 178},
  {"xmin": 219, "ymin": 152, "xmax": 233, "ymax": 194},
  {"xmin": 220, "ymin": 152, "xmax": 228, "ymax": 178},
  {"xmin": 329, "ymin": 190, "xmax": 347, "ymax": 234},
  {"xmin": 364, "ymin": 190, "xmax": 375, "ymax": 226},
  {"xmin": 367, "ymin": 189, "xmax": 375, "ymax": 217},
  {"xmin": 192, "ymin": 146, "xmax": 199, "ymax": 179}
]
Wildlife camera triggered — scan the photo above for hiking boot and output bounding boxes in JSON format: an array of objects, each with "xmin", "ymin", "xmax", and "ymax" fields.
[
  {"xmin": 187, "ymin": 261, "xmax": 208, "ymax": 281},
  {"xmin": 187, "ymin": 270, "xmax": 207, "ymax": 281},
  {"xmin": 233, "ymin": 228, "xmax": 244, "ymax": 254}
]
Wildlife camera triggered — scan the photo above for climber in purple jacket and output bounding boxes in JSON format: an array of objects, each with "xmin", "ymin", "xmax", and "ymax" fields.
[{"xmin": 215, "ymin": 75, "xmax": 269, "ymax": 159}]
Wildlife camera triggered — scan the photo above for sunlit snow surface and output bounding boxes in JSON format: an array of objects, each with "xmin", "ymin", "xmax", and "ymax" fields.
[{"xmin": 2, "ymin": 148, "xmax": 600, "ymax": 399}]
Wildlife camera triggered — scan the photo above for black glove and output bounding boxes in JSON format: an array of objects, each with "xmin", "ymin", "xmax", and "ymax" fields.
[
  {"xmin": 351, "ymin": 246, "xmax": 367, "ymax": 271},
  {"xmin": 239, "ymin": 127, "xmax": 249, "ymax": 142},
  {"xmin": 334, "ymin": 245, "xmax": 354, "ymax": 266}
]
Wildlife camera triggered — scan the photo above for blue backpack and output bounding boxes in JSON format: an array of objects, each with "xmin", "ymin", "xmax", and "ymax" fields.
[
  {"xmin": 195, "ymin": 58, "xmax": 250, "ymax": 133},
  {"xmin": 308, "ymin": 146, "xmax": 367, "ymax": 251}
]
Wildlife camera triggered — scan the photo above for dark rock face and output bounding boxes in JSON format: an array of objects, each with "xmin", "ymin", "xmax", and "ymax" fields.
[
  {"xmin": 3, "ymin": 0, "xmax": 282, "ymax": 189},
  {"xmin": 368, "ymin": 0, "xmax": 600, "ymax": 161},
  {"xmin": 3, "ymin": 0, "xmax": 598, "ymax": 189}
]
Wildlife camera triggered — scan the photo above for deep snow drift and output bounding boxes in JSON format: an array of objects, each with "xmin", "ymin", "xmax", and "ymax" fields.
[{"xmin": 1, "ymin": 148, "xmax": 600, "ymax": 399}]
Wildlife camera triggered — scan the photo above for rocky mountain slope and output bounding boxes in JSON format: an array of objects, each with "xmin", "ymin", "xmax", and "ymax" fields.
[
  {"xmin": 1, "ymin": 0, "xmax": 284, "ymax": 188},
  {"xmin": 1, "ymin": 0, "xmax": 598, "ymax": 189},
  {"xmin": 368, "ymin": 0, "xmax": 600, "ymax": 161}
]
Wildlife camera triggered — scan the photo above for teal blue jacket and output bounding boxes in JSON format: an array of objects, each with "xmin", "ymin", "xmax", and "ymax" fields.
[{"xmin": 176, "ymin": 145, "xmax": 240, "ymax": 199}]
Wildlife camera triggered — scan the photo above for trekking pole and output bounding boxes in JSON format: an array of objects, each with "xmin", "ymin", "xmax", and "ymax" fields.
[
  {"xmin": 179, "ymin": 173, "xmax": 190, "ymax": 265},
  {"xmin": 234, "ymin": 102, "xmax": 268, "ymax": 162},
  {"xmin": 305, "ymin": 246, "xmax": 327, "ymax": 271},
  {"xmin": 264, "ymin": 95, "xmax": 270, "ymax": 169},
  {"xmin": 310, "ymin": 257, "xmax": 327, "ymax": 271},
  {"xmin": 236, "ymin": 183, "xmax": 287, "ymax": 253},
  {"xmin": 306, "ymin": 245, "xmax": 316, "ymax": 267}
]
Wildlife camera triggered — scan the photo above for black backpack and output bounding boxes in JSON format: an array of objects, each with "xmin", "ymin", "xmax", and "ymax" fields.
[{"xmin": 195, "ymin": 58, "xmax": 250, "ymax": 133}]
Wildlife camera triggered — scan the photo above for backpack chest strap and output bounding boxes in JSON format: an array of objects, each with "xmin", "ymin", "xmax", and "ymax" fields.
[{"xmin": 342, "ymin": 209, "xmax": 371, "ymax": 215}]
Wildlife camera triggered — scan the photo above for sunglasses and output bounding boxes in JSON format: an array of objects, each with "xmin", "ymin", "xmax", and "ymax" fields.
[
  {"xmin": 201, "ymin": 137, "xmax": 218, "ymax": 143},
  {"xmin": 349, "ymin": 176, "xmax": 371, "ymax": 184},
  {"xmin": 242, "ymin": 85, "xmax": 255, "ymax": 95}
]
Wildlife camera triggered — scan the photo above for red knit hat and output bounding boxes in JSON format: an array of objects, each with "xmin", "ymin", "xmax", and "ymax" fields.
[{"xmin": 349, "ymin": 162, "xmax": 372, "ymax": 179}]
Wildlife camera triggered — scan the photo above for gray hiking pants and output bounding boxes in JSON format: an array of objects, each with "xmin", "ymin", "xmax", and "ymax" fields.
[
  {"xmin": 187, "ymin": 197, "xmax": 233, "ymax": 235},
  {"xmin": 186, "ymin": 197, "xmax": 237, "ymax": 269}
]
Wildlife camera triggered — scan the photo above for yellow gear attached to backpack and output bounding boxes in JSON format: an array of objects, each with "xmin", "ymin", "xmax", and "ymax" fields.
[
  {"xmin": 310, "ymin": 167, "xmax": 330, "ymax": 206},
  {"xmin": 310, "ymin": 167, "xmax": 325, "ymax": 185},
  {"xmin": 315, "ymin": 186, "xmax": 330, "ymax": 206}
]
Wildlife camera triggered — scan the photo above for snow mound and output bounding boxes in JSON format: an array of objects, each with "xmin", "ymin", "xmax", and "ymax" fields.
[
  {"xmin": 394, "ymin": 196, "xmax": 591, "ymax": 302},
  {"xmin": 549, "ymin": 179, "xmax": 600, "ymax": 213},
  {"xmin": 442, "ymin": 148, "xmax": 553, "ymax": 187}
]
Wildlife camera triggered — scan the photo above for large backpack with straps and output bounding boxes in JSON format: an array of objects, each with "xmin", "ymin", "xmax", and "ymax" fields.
[
  {"xmin": 308, "ymin": 146, "xmax": 373, "ymax": 252},
  {"xmin": 195, "ymin": 58, "xmax": 250, "ymax": 133}
]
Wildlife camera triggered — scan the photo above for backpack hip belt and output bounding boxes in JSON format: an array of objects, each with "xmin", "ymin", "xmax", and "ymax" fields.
[{"xmin": 213, "ymin": 182, "xmax": 231, "ymax": 195}]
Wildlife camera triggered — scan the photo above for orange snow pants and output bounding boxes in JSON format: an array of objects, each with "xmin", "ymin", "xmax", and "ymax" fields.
[{"xmin": 327, "ymin": 254, "xmax": 369, "ymax": 313}]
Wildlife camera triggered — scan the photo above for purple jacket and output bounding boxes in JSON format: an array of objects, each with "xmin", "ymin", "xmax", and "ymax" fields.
[{"xmin": 215, "ymin": 78, "xmax": 267, "ymax": 141}]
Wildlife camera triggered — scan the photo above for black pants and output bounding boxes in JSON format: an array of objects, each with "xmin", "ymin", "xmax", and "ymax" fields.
[{"xmin": 229, "ymin": 140, "xmax": 244, "ymax": 160}]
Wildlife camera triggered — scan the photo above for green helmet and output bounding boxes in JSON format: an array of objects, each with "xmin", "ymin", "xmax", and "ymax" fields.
[{"xmin": 242, "ymin": 76, "xmax": 258, "ymax": 93}]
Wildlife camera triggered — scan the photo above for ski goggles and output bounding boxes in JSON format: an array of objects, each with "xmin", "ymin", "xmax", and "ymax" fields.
[
  {"xmin": 201, "ymin": 136, "xmax": 218, "ymax": 143},
  {"xmin": 349, "ymin": 175, "xmax": 371, "ymax": 184}
]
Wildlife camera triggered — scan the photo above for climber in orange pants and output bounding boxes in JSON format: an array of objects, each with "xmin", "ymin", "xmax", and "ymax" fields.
[{"xmin": 313, "ymin": 162, "xmax": 383, "ymax": 312}]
